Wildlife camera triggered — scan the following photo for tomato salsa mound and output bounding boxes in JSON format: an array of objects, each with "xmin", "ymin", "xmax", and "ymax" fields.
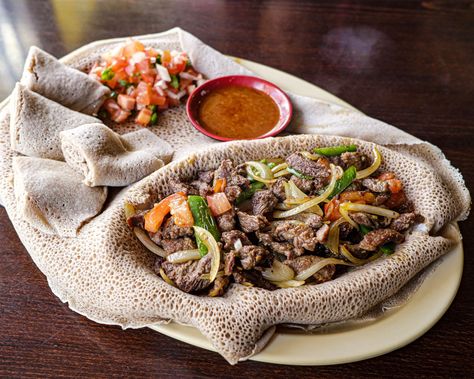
[{"xmin": 89, "ymin": 39, "xmax": 205, "ymax": 126}]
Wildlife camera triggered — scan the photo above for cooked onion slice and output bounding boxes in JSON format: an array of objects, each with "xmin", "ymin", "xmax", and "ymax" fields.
[
  {"xmin": 274, "ymin": 168, "xmax": 290, "ymax": 178},
  {"xmin": 326, "ymin": 218, "xmax": 345, "ymax": 255},
  {"xmin": 273, "ymin": 164, "xmax": 337, "ymax": 218},
  {"xmin": 245, "ymin": 161, "xmax": 276, "ymax": 184},
  {"xmin": 133, "ymin": 227, "xmax": 167, "ymax": 257},
  {"xmin": 166, "ymin": 249, "xmax": 201, "ymax": 264},
  {"xmin": 262, "ymin": 260, "xmax": 295, "ymax": 282},
  {"xmin": 200, "ymin": 271, "xmax": 225, "ymax": 280},
  {"xmin": 193, "ymin": 226, "xmax": 220, "ymax": 282},
  {"xmin": 343, "ymin": 203, "xmax": 399, "ymax": 218},
  {"xmin": 300, "ymin": 151, "xmax": 320, "ymax": 161},
  {"xmin": 159, "ymin": 268, "xmax": 176, "ymax": 286},
  {"xmin": 271, "ymin": 162, "xmax": 288, "ymax": 173},
  {"xmin": 271, "ymin": 280, "xmax": 305, "ymax": 288},
  {"xmin": 356, "ymin": 146, "xmax": 382, "ymax": 179},
  {"xmin": 294, "ymin": 258, "xmax": 353, "ymax": 281},
  {"xmin": 340, "ymin": 245, "xmax": 384, "ymax": 265},
  {"xmin": 339, "ymin": 203, "xmax": 359, "ymax": 229}
]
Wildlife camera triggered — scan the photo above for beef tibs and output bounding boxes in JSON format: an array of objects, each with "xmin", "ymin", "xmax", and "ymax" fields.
[{"xmin": 130, "ymin": 144, "xmax": 421, "ymax": 297}]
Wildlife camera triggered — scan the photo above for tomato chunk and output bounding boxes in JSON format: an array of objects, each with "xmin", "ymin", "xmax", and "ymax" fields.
[
  {"xmin": 117, "ymin": 94, "xmax": 136, "ymax": 111},
  {"xmin": 207, "ymin": 193, "xmax": 232, "ymax": 216},
  {"xmin": 169, "ymin": 194, "xmax": 194, "ymax": 227},
  {"xmin": 136, "ymin": 108, "xmax": 153, "ymax": 126},
  {"xmin": 144, "ymin": 192, "xmax": 187, "ymax": 232}
]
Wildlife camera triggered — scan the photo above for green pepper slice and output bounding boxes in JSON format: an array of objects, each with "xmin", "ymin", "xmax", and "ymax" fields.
[
  {"xmin": 313, "ymin": 144, "xmax": 357, "ymax": 156},
  {"xmin": 329, "ymin": 166, "xmax": 357, "ymax": 199},
  {"xmin": 187, "ymin": 195, "xmax": 220, "ymax": 256},
  {"xmin": 287, "ymin": 166, "xmax": 314, "ymax": 180},
  {"xmin": 235, "ymin": 182, "xmax": 265, "ymax": 204}
]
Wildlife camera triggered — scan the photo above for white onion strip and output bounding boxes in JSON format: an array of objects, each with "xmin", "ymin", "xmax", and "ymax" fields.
[
  {"xmin": 300, "ymin": 151, "xmax": 321, "ymax": 161},
  {"xmin": 271, "ymin": 280, "xmax": 305, "ymax": 288},
  {"xmin": 193, "ymin": 226, "xmax": 220, "ymax": 282},
  {"xmin": 166, "ymin": 249, "xmax": 201, "ymax": 264},
  {"xmin": 262, "ymin": 260, "xmax": 295, "ymax": 282},
  {"xmin": 339, "ymin": 203, "xmax": 359, "ymax": 229},
  {"xmin": 246, "ymin": 161, "xmax": 276, "ymax": 184},
  {"xmin": 295, "ymin": 258, "xmax": 353, "ymax": 281},
  {"xmin": 356, "ymin": 146, "xmax": 382, "ymax": 179},
  {"xmin": 271, "ymin": 162, "xmax": 288, "ymax": 173},
  {"xmin": 274, "ymin": 169, "xmax": 290, "ymax": 177},
  {"xmin": 343, "ymin": 203, "xmax": 399, "ymax": 218},
  {"xmin": 273, "ymin": 164, "xmax": 337, "ymax": 218},
  {"xmin": 326, "ymin": 218, "xmax": 345, "ymax": 255},
  {"xmin": 133, "ymin": 227, "xmax": 167, "ymax": 257}
]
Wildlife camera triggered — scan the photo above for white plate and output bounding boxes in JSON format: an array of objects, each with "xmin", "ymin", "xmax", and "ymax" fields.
[{"xmin": 150, "ymin": 58, "xmax": 464, "ymax": 365}]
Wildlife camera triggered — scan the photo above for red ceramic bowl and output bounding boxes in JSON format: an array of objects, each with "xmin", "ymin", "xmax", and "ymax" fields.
[{"xmin": 186, "ymin": 75, "xmax": 293, "ymax": 141}]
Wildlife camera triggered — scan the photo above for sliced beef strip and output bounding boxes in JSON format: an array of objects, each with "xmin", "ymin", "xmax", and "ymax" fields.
[
  {"xmin": 358, "ymin": 229, "xmax": 404, "ymax": 251},
  {"xmin": 169, "ymin": 179, "xmax": 198, "ymax": 195},
  {"xmin": 214, "ymin": 159, "xmax": 250, "ymax": 188},
  {"xmin": 190, "ymin": 180, "xmax": 213, "ymax": 198},
  {"xmin": 198, "ymin": 170, "xmax": 214, "ymax": 184},
  {"xmin": 232, "ymin": 269, "xmax": 277, "ymax": 291},
  {"xmin": 237, "ymin": 211, "xmax": 269, "ymax": 233},
  {"xmin": 374, "ymin": 193, "xmax": 390, "ymax": 206},
  {"xmin": 290, "ymin": 175, "xmax": 314, "ymax": 193},
  {"xmin": 224, "ymin": 185, "xmax": 242, "ymax": 203},
  {"xmin": 160, "ymin": 254, "xmax": 212, "ymax": 293},
  {"xmin": 238, "ymin": 245, "xmax": 270, "ymax": 270},
  {"xmin": 160, "ymin": 237, "xmax": 196, "ymax": 254},
  {"xmin": 221, "ymin": 230, "xmax": 252, "ymax": 251},
  {"xmin": 256, "ymin": 232, "xmax": 303, "ymax": 260},
  {"xmin": 273, "ymin": 222, "xmax": 319, "ymax": 252},
  {"xmin": 208, "ymin": 276, "xmax": 230, "ymax": 297},
  {"xmin": 286, "ymin": 153, "xmax": 330, "ymax": 180},
  {"xmin": 224, "ymin": 251, "xmax": 236, "ymax": 275},
  {"xmin": 216, "ymin": 208, "xmax": 236, "ymax": 232},
  {"xmin": 361, "ymin": 178, "xmax": 389, "ymax": 193},
  {"xmin": 350, "ymin": 212, "xmax": 375, "ymax": 228},
  {"xmin": 252, "ymin": 190, "xmax": 278, "ymax": 215},
  {"xmin": 161, "ymin": 216, "xmax": 193, "ymax": 239},
  {"xmin": 340, "ymin": 152, "xmax": 369, "ymax": 171},
  {"xmin": 271, "ymin": 177, "xmax": 287, "ymax": 201},
  {"xmin": 390, "ymin": 212, "xmax": 418, "ymax": 232},
  {"xmin": 284, "ymin": 255, "xmax": 336, "ymax": 284},
  {"xmin": 289, "ymin": 213, "xmax": 323, "ymax": 229},
  {"xmin": 315, "ymin": 224, "xmax": 330, "ymax": 243}
]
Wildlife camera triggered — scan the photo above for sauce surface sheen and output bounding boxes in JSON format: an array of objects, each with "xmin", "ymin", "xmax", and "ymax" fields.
[{"xmin": 197, "ymin": 85, "xmax": 280, "ymax": 139}]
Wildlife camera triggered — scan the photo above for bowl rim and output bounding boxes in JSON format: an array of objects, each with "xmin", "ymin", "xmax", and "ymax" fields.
[{"xmin": 186, "ymin": 74, "xmax": 293, "ymax": 142}]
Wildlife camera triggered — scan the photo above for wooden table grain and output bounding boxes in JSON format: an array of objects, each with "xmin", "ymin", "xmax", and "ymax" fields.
[{"xmin": 0, "ymin": 1, "xmax": 472, "ymax": 377}]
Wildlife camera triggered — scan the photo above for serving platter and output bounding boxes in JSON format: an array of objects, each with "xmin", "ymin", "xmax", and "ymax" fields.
[{"xmin": 150, "ymin": 58, "xmax": 464, "ymax": 365}]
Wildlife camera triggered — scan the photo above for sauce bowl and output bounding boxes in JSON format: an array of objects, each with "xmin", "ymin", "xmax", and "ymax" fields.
[{"xmin": 186, "ymin": 75, "xmax": 293, "ymax": 141}]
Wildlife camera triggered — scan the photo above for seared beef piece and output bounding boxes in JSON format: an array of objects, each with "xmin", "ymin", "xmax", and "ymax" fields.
[
  {"xmin": 238, "ymin": 245, "xmax": 270, "ymax": 270},
  {"xmin": 315, "ymin": 224, "xmax": 330, "ymax": 243},
  {"xmin": 359, "ymin": 229, "xmax": 404, "ymax": 251},
  {"xmin": 346, "ymin": 244, "xmax": 371, "ymax": 259},
  {"xmin": 198, "ymin": 170, "xmax": 214, "ymax": 184},
  {"xmin": 374, "ymin": 193, "xmax": 390, "ymax": 206},
  {"xmin": 339, "ymin": 222, "xmax": 356, "ymax": 239},
  {"xmin": 390, "ymin": 212, "xmax": 418, "ymax": 232},
  {"xmin": 208, "ymin": 276, "xmax": 230, "ymax": 297},
  {"xmin": 161, "ymin": 237, "xmax": 196, "ymax": 254},
  {"xmin": 252, "ymin": 190, "xmax": 278, "ymax": 215},
  {"xmin": 290, "ymin": 176, "xmax": 314, "ymax": 193},
  {"xmin": 289, "ymin": 213, "xmax": 323, "ymax": 229},
  {"xmin": 284, "ymin": 256, "xmax": 336, "ymax": 284},
  {"xmin": 237, "ymin": 211, "xmax": 269, "ymax": 233},
  {"xmin": 161, "ymin": 254, "xmax": 211, "ymax": 293},
  {"xmin": 224, "ymin": 251, "xmax": 236, "ymax": 275},
  {"xmin": 233, "ymin": 270, "xmax": 277, "ymax": 291},
  {"xmin": 169, "ymin": 179, "xmax": 198, "ymax": 195},
  {"xmin": 161, "ymin": 216, "xmax": 193, "ymax": 239},
  {"xmin": 216, "ymin": 208, "xmax": 236, "ymax": 232},
  {"xmin": 361, "ymin": 178, "xmax": 389, "ymax": 193},
  {"xmin": 271, "ymin": 177, "xmax": 287, "ymax": 201},
  {"xmin": 350, "ymin": 212, "xmax": 374, "ymax": 228},
  {"xmin": 224, "ymin": 185, "xmax": 243, "ymax": 203},
  {"xmin": 214, "ymin": 159, "xmax": 250, "ymax": 188},
  {"xmin": 273, "ymin": 222, "xmax": 319, "ymax": 252},
  {"xmin": 286, "ymin": 153, "xmax": 330, "ymax": 180},
  {"xmin": 256, "ymin": 232, "xmax": 302, "ymax": 260},
  {"xmin": 331, "ymin": 152, "xmax": 369, "ymax": 171},
  {"xmin": 221, "ymin": 230, "xmax": 252, "ymax": 251},
  {"xmin": 190, "ymin": 180, "xmax": 213, "ymax": 198},
  {"xmin": 127, "ymin": 212, "xmax": 145, "ymax": 228}
]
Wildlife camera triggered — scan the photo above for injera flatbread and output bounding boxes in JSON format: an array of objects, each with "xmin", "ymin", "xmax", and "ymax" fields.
[
  {"xmin": 60, "ymin": 123, "xmax": 173, "ymax": 187},
  {"xmin": 0, "ymin": 29, "xmax": 469, "ymax": 364},
  {"xmin": 12, "ymin": 156, "xmax": 107, "ymax": 237},
  {"xmin": 10, "ymin": 83, "xmax": 100, "ymax": 160},
  {"xmin": 20, "ymin": 46, "xmax": 110, "ymax": 115}
]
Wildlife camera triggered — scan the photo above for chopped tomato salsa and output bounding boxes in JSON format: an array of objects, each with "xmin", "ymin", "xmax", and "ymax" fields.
[{"xmin": 89, "ymin": 39, "xmax": 205, "ymax": 126}]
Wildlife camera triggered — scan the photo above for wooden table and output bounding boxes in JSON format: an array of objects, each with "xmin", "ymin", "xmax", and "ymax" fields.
[{"xmin": 1, "ymin": 1, "xmax": 472, "ymax": 377}]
